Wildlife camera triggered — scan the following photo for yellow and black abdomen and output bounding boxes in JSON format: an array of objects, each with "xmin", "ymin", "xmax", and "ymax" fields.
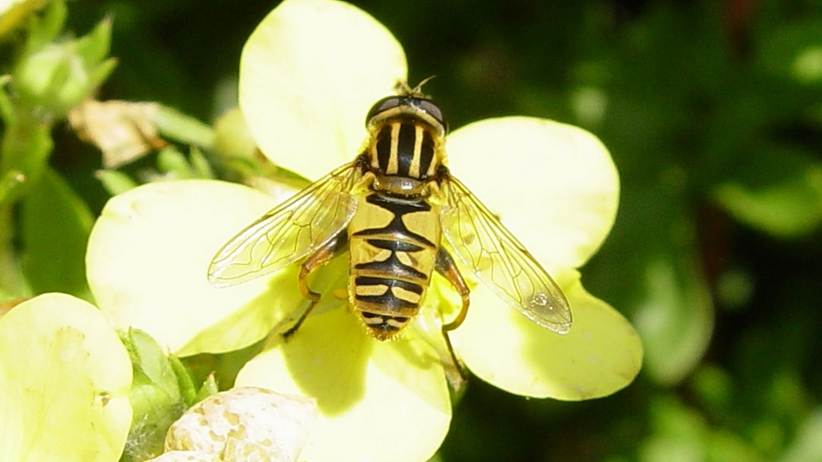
[{"xmin": 348, "ymin": 192, "xmax": 440, "ymax": 339}]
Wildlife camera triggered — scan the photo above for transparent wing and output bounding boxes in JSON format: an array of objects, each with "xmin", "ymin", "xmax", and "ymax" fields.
[
  {"xmin": 208, "ymin": 161, "xmax": 360, "ymax": 286},
  {"xmin": 439, "ymin": 175, "xmax": 572, "ymax": 333}
]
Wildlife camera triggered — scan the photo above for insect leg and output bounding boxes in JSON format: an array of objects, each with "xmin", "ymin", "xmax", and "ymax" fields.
[
  {"xmin": 435, "ymin": 248, "xmax": 470, "ymax": 375},
  {"xmin": 283, "ymin": 230, "xmax": 349, "ymax": 338}
]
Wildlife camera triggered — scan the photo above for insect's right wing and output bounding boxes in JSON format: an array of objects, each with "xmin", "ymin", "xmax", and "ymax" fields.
[
  {"xmin": 438, "ymin": 175, "xmax": 572, "ymax": 334},
  {"xmin": 208, "ymin": 161, "xmax": 360, "ymax": 287}
]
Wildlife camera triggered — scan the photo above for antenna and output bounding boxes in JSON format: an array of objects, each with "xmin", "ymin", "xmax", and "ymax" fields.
[{"xmin": 395, "ymin": 75, "xmax": 437, "ymax": 97}]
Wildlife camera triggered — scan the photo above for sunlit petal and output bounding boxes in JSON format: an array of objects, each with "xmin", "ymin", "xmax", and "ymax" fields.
[
  {"xmin": 240, "ymin": 0, "xmax": 407, "ymax": 179},
  {"xmin": 87, "ymin": 180, "xmax": 300, "ymax": 355},
  {"xmin": 447, "ymin": 117, "xmax": 619, "ymax": 273},
  {"xmin": 451, "ymin": 278, "xmax": 642, "ymax": 400},
  {"xmin": 236, "ymin": 301, "xmax": 451, "ymax": 462},
  {"xmin": 0, "ymin": 293, "xmax": 132, "ymax": 462}
]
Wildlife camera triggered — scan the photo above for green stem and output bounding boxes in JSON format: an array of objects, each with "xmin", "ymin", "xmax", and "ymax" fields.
[
  {"xmin": 0, "ymin": 110, "xmax": 53, "ymax": 204},
  {"xmin": 0, "ymin": 205, "xmax": 27, "ymax": 296},
  {"xmin": 152, "ymin": 104, "xmax": 216, "ymax": 150},
  {"xmin": 0, "ymin": 109, "xmax": 53, "ymax": 296}
]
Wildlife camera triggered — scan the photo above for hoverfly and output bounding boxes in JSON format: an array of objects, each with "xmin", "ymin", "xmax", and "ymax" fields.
[{"xmin": 208, "ymin": 84, "xmax": 571, "ymax": 367}]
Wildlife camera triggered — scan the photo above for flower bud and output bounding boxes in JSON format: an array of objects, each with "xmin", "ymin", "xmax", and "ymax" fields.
[{"xmin": 13, "ymin": 14, "xmax": 115, "ymax": 117}]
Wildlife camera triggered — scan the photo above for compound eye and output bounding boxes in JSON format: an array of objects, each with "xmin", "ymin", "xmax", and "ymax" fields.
[
  {"xmin": 414, "ymin": 99, "xmax": 447, "ymax": 131},
  {"xmin": 366, "ymin": 96, "xmax": 401, "ymax": 124}
]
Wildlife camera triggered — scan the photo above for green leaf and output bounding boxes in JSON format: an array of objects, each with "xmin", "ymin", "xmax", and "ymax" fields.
[
  {"xmin": 587, "ymin": 178, "xmax": 713, "ymax": 385},
  {"xmin": 25, "ymin": 0, "xmax": 65, "ymax": 51},
  {"xmin": 95, "ymin": 169, "xmax": 138, "ymax": 196},
  {"xmin": 88, "ymin": 57, "xmax": 118, "ymax": 89},
  {"xmin": 121, "ymin": 329, "xmax": 185, "ymax": 462},
  {"xmin": 189, "ymin": 147, "xmax": 214, "ymax": 179},
  {"xmin": 690, "ymin": 365, "xmax": 733, "ymax": 417},
  {"xmin": 157, "ymin": 146, "xmax": 194, "ymax": 178},
  {"xmin": 708, "ymin": 431, "xmax": 763, "ymax": 462},
  {"xmin": 640, "ymin": 396, "xmax": 706, "ymax": 462},
  {"xmin": 169, "ymin": 355, "xmax": 198, "ymax": 406},
  {"xmin": 779, "ymin": 410, "xmax": 822, "ymax": 462},
  {"xmin": 636, "ymin": 249, "xmax": 713, "ymax": 385},
  {"xmin": 757, "ymin": 19, "xmax": 822, "ymax": 85},
  {"xmin": 74, "ymin": 16, "xmax": 112, "ymax": 65},
  {"xmin": 0, "ymin": 293, "xmax": 132, "ymax": 462},
  {"xmin": 152, "ymin": 104, "xmax": 215, "ymax": 149},
  {"xmin": 712, "ymin": 146, "xmax": 822, "ymax": 237},
  {"xmin": 21, "ymin": 167, "xmax": 93, "ymax": 299},
  {"xmin": 194, "ymin": 374, "xmax": 218, "ymax": 404}
]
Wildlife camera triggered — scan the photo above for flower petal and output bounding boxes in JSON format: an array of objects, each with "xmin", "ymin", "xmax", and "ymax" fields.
[
  {"xmin": 446, "ymin": 117, "xmax": 619, "ymax": 273},
  {"xmin": 236, "ymin": 296, "xmax": 451, "ymax": 462},
  {"xmin": 240, "ymin": 0, "xmax": 407, "ymax": 179},
  {"xmin": 0, "ymin": 293, "xmax": 132, "ymax": 461},
  {"xmin": 451, "ymin": 278, "xmax": 642, "ymax": 400},
  {"xmin": 87, "ymin": 180, "xmax": 300, "ymax": 355}
]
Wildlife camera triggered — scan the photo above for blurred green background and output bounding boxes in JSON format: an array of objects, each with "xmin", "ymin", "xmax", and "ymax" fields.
[{"xmin": 2, "ymin": 0, "xmax": 821, "ymax": 461}]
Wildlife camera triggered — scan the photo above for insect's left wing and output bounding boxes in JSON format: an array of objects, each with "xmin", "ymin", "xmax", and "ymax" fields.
[
  {"xmin": 208, "ymin": 161, "xmax": 360, "ymax": 286},
  {"xmin": 439, "ymin": 175, "xmax": 572, "ymax": 333}
]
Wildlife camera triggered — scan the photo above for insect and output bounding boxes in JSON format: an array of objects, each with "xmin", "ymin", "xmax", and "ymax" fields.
[{"xmin": 208, "ymin": 84, "xmax": 571, "ymax": 367}]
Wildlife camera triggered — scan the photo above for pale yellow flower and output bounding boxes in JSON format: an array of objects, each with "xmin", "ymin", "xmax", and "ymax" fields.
[
  {"xmin": 0, "ymin": 293, "xmax": 132, "ymax": 462},
  {"xmin": 85, "ymin": 1, "xmax": 642, "ymax": 460}
]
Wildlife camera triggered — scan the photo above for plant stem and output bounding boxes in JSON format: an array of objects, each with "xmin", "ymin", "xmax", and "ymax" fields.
[{"xmin": 152, "ymin": 104, "xmax": 216, "ymax": 150}]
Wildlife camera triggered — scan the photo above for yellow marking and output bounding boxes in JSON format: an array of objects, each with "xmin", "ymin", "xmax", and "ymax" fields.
[
  {"xmin": 409, "ymin": 125, "xmax": 423, "ymax": 178},
  {"xmin": 370, "ymin": 142, "xmax": 379, "ymax": 169},
  {"xmin": 392, "ymin": 286, "xmax": 421, "ymax": 304},
  {"xmin": 370, "ymin": 248, "xmax": 393, "ymax": 262},
  {"xmin": 387, "ymin": 122, "xmax": 400, "ymax": 174},
  {"xmin": 350, "ymin": 244, "xmax": 392, "ymax": 270},
  {"xmin": 395, "ymin": 251, "xmax": 415, "ymax": 268},
  {"xmin": 349, "ymin": 195, "xmax": 395, "ymax": 231},
  {"xmin": 367, "ymin": 106, "xmax": 445, "ymax": 136},
  {"xmin": 386, "ymin": 318, "xmax": 407, "ymax": 328},
  {"xmin": 426, "ymin": 144, "xmax": 439, "ymax": 177},
  {"xmin": 362, "ymin": 315, "xmax": 384, "ymax": 325},
  {"xmin": 401, "ymin": 208, "xmax": 440, "ymax": 245},
  {"xmin": 355, "ymin": 284, "xmax": 389, "ymax": 297}
]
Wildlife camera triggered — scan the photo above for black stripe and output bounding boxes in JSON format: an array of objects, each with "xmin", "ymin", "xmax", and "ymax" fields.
[
  {"xmin": 355, "ymin": 253, "xmax": 427, "ymax": 280},
  {"xmin": 376, "ymin": 125, "xmax": 392, "ymax": 172},
  {"xmin": 396, "ymin": 122, "xmax": 416, "ymax": 176},
  {"xmin": 355, "ymin": 276, "xmax": 423, "ymax": 294},
  {"xmin": 353, "ymin": 194, "xmax": 435, "ymax": 248},
  {"xmin": 353, "ymin": 226, "xmax": 435, "ymax": 249},
  {"xmin": 361, "ymin": 317, "xmax": 402, "ymax": 338},
  {"xmin": 355, "ymin": 293, "xmax": 417, "ymax": 310},
  {"xmin": 419, "ymin": 130, "xmax": 434, "ymax": 178},
  {"xmin": 365, "ymin": 239, "xmax": 424, "ymax": 253},
  {"xmin": 365, "ymin": 193, "xmax": 431, "ymax": 213},
  {"xmin": 362, "ymin": 312, "xmax": 410, "ymax": 323}
]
